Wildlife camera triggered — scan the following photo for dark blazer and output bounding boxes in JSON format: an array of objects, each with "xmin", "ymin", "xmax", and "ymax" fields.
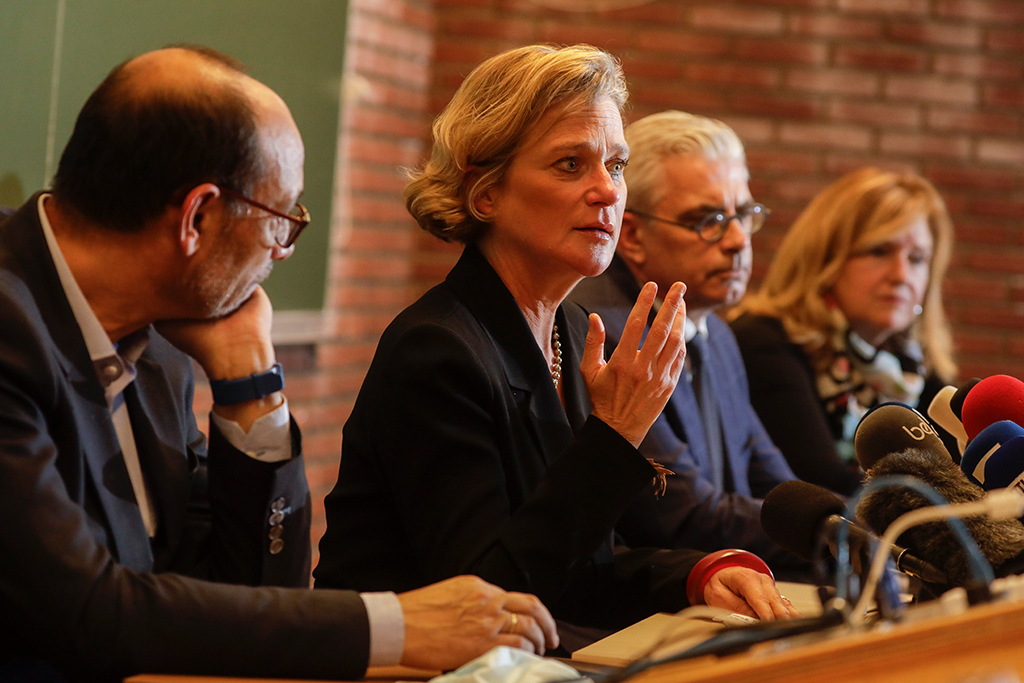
[
  {"xmin": 0, "ymin": 196, "xmax": 369, "ymax": 681},
  {"xmin": 315, "ymin": 244, "xmax": 705, "ymax": 632},
  {"xmin": 570, "ymin": 258, "xmax": 804, "ymax": 575},
  {"xmin": 730, "ymin": 312, "xmax": 948, "ymax": 497}
]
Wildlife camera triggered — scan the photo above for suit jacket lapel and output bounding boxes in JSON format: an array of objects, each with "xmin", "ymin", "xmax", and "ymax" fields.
[
  {"xmin": 11, "ymin": 198, "xmax": 154, "ymax": 570},
  {"xmin": 125, "ymin": 354, "xmax": 192, "ymax": 564},
  {"xmin": 55, "ymin": 350, "xmax": 155, "ymax": 570},
  {"xmin": 665, "ymin": 375, "xmax": 714, "ymax": 480},
  {"xmin": 446, "ymin": 245, "xmax": 575, "ymax": 465}
]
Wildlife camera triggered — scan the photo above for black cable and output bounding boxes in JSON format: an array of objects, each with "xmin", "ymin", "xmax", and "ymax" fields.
[{"xmin": 588, "ymin": 608, "xmax": 847, "ymax": 683}]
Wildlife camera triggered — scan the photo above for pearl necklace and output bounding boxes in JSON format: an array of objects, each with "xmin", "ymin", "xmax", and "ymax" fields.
[{"xmin": 551, "ymin": 324, "xmax": 562, "ymax": 389}]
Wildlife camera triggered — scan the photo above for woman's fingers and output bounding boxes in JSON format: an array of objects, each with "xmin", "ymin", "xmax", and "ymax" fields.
[
  {"xmin": 580, "ymin": 313, "xmax": 607, "ymax": 383},
  {"xmin": 583, "ymin": 281, "xmax": 689, "ymax": 447},
  {"xmin": 614, "ymin": 281, "xmax": 659, "ymax": 357},
  {"xmin": 636, "ymin": 281, "xmax": 686, "ymax": 360}
]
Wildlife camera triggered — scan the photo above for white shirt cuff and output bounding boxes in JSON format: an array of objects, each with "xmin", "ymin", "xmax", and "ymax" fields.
[
  {"xmin": 210, "ymin": 400, "xmax": 293, "ymax": 462},
  {"xmin": 361, "ymin": 591, "xmax": 405, "ymax": 667}
]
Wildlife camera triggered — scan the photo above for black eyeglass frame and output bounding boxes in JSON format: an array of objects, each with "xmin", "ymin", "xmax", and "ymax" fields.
[
  {"xmin": 219, "ymin": 186, "xmax": 310, "ymax": 248},
  {"xmin": 627, "ymin": 203, "xmax": 770, "ymax": 243}
]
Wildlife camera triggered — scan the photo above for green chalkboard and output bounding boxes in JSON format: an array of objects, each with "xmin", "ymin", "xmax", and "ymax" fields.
[{"xmin": 0, "ymin": 0, "xmax": 348, "ymax": 312}]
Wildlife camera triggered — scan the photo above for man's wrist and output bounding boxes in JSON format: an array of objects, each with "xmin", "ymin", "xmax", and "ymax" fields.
[{"xmin": 210, "ymin": 362, "xmax": 285, "ymax": 405}]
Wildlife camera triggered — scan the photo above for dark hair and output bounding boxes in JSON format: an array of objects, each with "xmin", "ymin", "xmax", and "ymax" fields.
[{"xmin": 51, "ymin": 46, "xmax": 263, "ymax": 232}]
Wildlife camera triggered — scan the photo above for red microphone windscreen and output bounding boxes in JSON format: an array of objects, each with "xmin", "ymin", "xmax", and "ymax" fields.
[{"xmin": 961, "ymin": 375, "xmax": 1024, "ymax": 441}]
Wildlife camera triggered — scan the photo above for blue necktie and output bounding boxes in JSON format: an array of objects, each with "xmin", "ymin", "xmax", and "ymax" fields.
[{"xmin": 689, "ymin": 333, "xmax": 725, "ymax": 491}]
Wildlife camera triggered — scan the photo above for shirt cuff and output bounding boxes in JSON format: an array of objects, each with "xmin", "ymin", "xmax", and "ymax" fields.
[
  {"xmin": 210, "ymin": 400, "xmax": 292, "ymax": 462},
  {"xmin": 361, "ymin": 591, "xmax": 405, "ymax": 667}
]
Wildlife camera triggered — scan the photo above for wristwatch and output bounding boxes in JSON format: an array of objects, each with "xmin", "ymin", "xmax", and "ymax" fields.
[{"xmin": 209, "ymin": 362, "xmax": 285, "ymax": 405}]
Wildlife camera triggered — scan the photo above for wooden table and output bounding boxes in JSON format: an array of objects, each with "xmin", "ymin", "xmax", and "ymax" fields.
[
  {"xmin": 125, "ymin": 665, "xmax": 438, "ymax": 683},
  {"xmin": 631, "ymin": 598, "xmax": 1024, "ymax": 683}
]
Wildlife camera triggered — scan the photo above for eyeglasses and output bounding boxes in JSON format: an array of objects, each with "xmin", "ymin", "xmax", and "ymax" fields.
[
  {"xmin": 219, "ymin": 186, "xmax": 310, "ymax": 248},
  {"xmin": 627, "ymin": 203, "xmax": 770, "ymax": 243}
]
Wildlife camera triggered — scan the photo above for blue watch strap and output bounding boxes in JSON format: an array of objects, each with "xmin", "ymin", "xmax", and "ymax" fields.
[{"xmin": 209, "ymin": 362, "xmax": 285, "ymax": 405}]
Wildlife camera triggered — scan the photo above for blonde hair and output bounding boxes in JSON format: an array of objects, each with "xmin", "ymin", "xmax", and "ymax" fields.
[
  {"xmin": 405, "ymin": 44, "xmax": 628, "ymax": 243},
  {"xmin": 624, "ymin": 110, "xmax": 747, "ymax": 213},
  {"xmin": 737, "ymin": 167, "xmax": 957, "ymax": 381}
]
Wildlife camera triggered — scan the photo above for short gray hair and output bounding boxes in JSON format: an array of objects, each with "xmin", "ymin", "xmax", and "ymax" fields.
[{"xmin": 624, "ymin": 110, "xmax": 747, "ymax": 213}]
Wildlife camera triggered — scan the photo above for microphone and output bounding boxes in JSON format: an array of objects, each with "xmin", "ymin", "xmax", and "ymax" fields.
[
  {"xmin": 950, "ymin": 377, "xmax": 982, "ymax": 421},
  {"xmin": 961, "ymin": 375, "xmax": 1024, "ymax": 441},
  {"xmin": 927, "ymin": 385, "xmax": 969, "ymax": 459},
  {"xmin": 856, "ymin": 447, "xmax": 1024, "ymax": 586},
  {"xmin": 761, "ymin": 480, "xmax": 948, "ymax": 584},
  {"xmin": 854, "ymin": 402, "xmax": 950, "ymax": 472},
  {"xmin": 960, "ymin": 421, "xmax": 1024, "ymax": 489}
]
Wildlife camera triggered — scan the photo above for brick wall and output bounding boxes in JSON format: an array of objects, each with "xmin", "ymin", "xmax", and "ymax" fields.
[
  {"xmin": 199, "ymin": 0, "xmax": 1024, "ymax": 566},
  {"xmin": 424, "ymin": 0, "xmax": 1024, "ymax": 382}
]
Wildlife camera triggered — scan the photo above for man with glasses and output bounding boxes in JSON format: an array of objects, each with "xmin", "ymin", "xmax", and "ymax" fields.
[
  {"xmin": 0, "ymin": 46, "xmax": 555, "ymax": 681},
  {"xmin": 571, "ymin": 111, "xmax": 809, "ymax": 579}
]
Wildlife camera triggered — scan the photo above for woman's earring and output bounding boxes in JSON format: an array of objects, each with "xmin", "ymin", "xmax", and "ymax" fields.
[{"xmin": 913, "ymin": 304, "xmax": 923, "ymax": 316}]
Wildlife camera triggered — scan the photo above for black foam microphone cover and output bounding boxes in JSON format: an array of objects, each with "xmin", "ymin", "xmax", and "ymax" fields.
[
  {"xmin": 856, "ymin": 447, "xmax": 1024, "ymax": 587},
  {"xmin": 761, "ymin": 480, "xmax": 845, "ymax": 560},
  {"xmin": 762, "ymin": 479, "xmax": 948, "ymax": 584},
  {"xmin": 854, "ymin": 402, "xmax": 950, "ymax": 472},
  {"xmin": 950, "ymin": 377, "xmax": 981, "ymax": 421}
]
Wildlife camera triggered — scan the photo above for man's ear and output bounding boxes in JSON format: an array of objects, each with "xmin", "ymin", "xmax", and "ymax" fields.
[
  {"xmin": 618, "ymin": 211, "xmax": 647, "ymax": 267},
  {"xmin": 178, "ymin": 184, "xmax": 221, "ymax": 256}
]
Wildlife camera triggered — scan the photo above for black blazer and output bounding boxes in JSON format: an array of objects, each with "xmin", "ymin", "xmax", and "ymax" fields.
[
  {"xmin": 316, "ymin": 244, "xmax": 705, "ymax": 631},
  {"xmin": 0, "ymin": 196, "xmax": 370, "ymax": 681},
  {"xmin": 730, "ymin": 312, "xmax": 949, "ymax": 497}
]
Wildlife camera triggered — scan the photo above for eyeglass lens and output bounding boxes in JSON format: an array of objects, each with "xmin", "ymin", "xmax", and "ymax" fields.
[
  {"xmin": 698, "ymin": 204, "xmax": 766, "ymax": 241},
  {"xmin": 278, "ymin": 205, "xmax": 309, "ymax": 248}
]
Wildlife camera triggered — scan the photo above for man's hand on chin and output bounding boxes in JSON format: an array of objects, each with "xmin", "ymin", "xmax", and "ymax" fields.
[
  {"xmin": 156, "ymin": 286, "xmax": 275, "ymax": 378},
  {"xmin": 156, "ymin": 287, "xmax": 284, "ymax": 431}
]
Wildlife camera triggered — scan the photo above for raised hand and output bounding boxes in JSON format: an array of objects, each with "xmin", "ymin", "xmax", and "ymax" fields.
[
  {"xmin": 397, "ymin": 575, "xmax": 559, "ymax": 671},
  {"xmin": 580, "ymin": 281, "xmax": 687, "ymax": 447}
]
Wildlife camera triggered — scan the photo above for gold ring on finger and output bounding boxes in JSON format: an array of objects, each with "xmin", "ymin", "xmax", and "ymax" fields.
[{"xmin": 506, "ymin": 612, "xmax": 519, "ymax": 634}]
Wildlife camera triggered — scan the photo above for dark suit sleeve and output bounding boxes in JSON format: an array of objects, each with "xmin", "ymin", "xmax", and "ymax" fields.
[
  {"xmin": 615, "ymin": 403, "xmax": 809, "ymax": 576},
  {"xmin": 202, "ymin": 417, "xmax": 313, "ymax": 588},
  {"xmin": 732, "ymin": 315, "xmax": 864, "ymax": 496},
  {"xmin": 616, "ymin": 415, "xmax": 773, "ymax": 551},
  {"xmin": 0, "ymin": 281, "xmax": 371, "ymax": 681}
]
